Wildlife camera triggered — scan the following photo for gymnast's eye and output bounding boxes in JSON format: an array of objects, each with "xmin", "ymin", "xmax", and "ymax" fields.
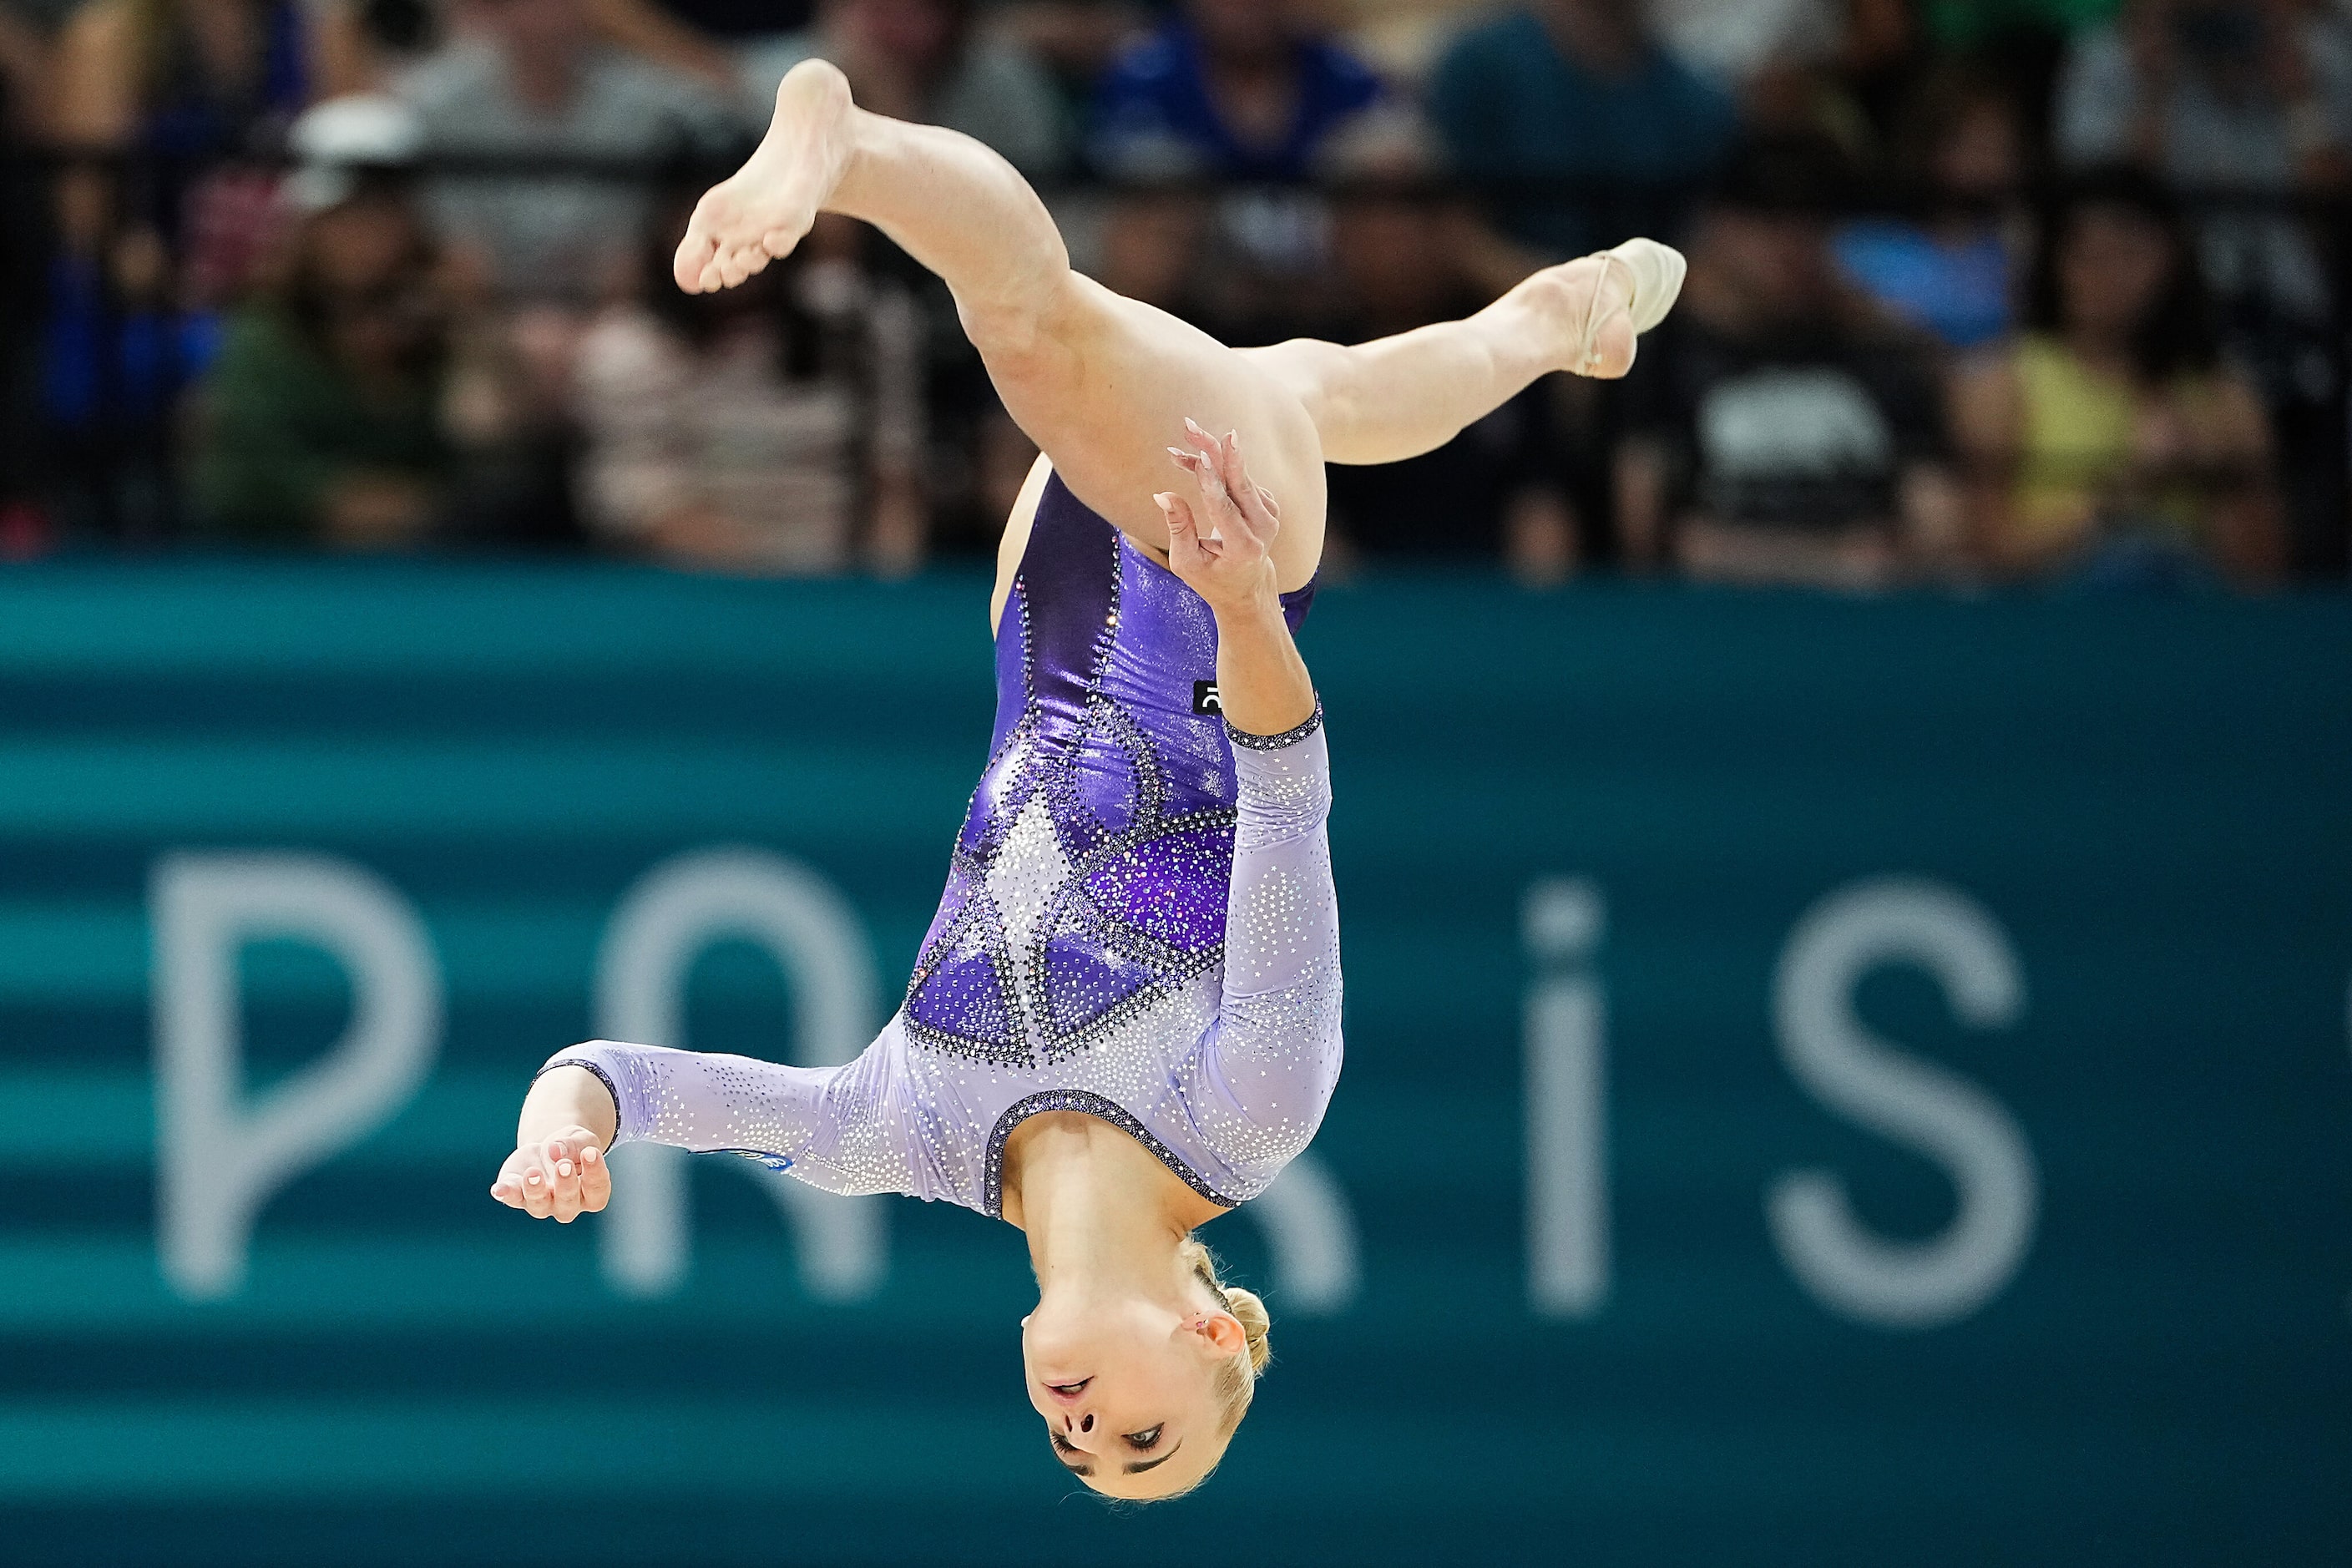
[
  {"xmin": 1050, "ymin": 1430, "xmax": 1077, "ymax": 1454},
  {"xmin": 1124, "ymin": 1425, "xmax": 1163, "ymax": 1450}
]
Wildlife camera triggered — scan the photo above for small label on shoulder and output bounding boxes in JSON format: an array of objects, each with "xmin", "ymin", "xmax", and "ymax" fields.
[{"xmin": 1192, "ymin": 680, "xmax": 1223, "ymax": 716}]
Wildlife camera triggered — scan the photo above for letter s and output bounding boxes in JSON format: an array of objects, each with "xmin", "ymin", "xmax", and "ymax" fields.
[{"xmin": 1767, "ymin": 878, "xmax": 2036, "ymax": 1329}]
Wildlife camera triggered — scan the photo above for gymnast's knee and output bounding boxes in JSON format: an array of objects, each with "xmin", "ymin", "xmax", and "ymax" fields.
[{"xmin": 955, "ymin": 269, "xmax": 1090, "ymax": 367}]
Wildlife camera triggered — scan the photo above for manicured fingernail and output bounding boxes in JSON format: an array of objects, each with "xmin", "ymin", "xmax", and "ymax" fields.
[
  {"xmin": 1167, "ymin": 446, "xmax": 1190, "ymax": 459},
  {"xmin": 526, "ymin": 1171, "xmax": 541, "ymax": 1186},
  {"xmin": 582, "ymin": 1146, "xmax": 599, "ymax": 1164},
  {"xmin": 557, "ymin": 1161, "xmax": 574, "ymax": 1177}
]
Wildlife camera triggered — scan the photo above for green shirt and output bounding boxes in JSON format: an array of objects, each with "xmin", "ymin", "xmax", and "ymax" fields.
[
  {"xmin": 1926, "ymin": 0, "xmax": 2122, "ymax": 45},
  {"xmin": 192, "ymin": 308, "xmax": 448, "ymax": 543}
]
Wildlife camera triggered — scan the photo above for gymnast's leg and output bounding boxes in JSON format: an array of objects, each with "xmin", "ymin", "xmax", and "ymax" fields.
[
  {"xmin": 1241, "ymin": 240, "xmax": 1687, "ymax": 467},
  {"xmin": 675, "ymin": 60, "xmax": 1330, "ymax": 586}
]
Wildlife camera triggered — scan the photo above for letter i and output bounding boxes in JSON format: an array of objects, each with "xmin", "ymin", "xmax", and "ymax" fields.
[{"xmin": 1525, "ymin": 878, "xmax": 1607, "ymax": 1319}]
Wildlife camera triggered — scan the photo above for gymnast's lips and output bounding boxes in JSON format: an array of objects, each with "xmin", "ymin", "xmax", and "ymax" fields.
[{"xmin": 1042, "ymin": 1377, "xmax": 1092, "ymax": 1401}]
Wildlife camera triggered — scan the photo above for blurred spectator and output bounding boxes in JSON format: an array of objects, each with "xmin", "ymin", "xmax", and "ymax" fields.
[
  {"xmin": 1928, "ymin": 0, "xmax": 2127, "ymax": 43},
  {"xmin": 2055, "ymin": 0, "xmax": 2352, "ymax": 318},
  {"xmin": 403, "ymin": 0, "xmax": 734, "ymax": 304},
  {"xmin": 52, "ymin": 0, "xmax": 326, "ymax": 297},
  {"xmin": 997, "ymin": 0, "xmax": 1144, "ymax": 102},
  {"xmin": 0, "ymin": 1, "xmax": 50, "ymax": 534},
  {"xmin": 1089, "ymin": 0, "xmax": 1410, "ymax": 180},
  {"xmin": 314, "ymin": 0, "xmax": 741, "ymax": 103},
  {"xmin": 42, "ymin": 0, "xmax": 328, "ymax": 535},
  {"xmin": 190, "ymin": 172, "xmax": 453, "ymax": 545},
  {"xmin": 1949, "ymin": 169, "xmax": 2279, "ymax": 585},
  {"xmin": 0, "ymin": 2, "xmax": 44, "ymax": 141},
  {"xmin": 1646, "ymin": 0, "xmax": 1893, "ymax": 155},
  {"xmin": 1833, "ymin": 67, "xmax": 2030, "ymax": 352},
  {"xmin": 574, "ymin": 208, "xmax": 928, "ymax": 574},
  {"xmin": 741, "ymin": 0, "xmax": 1067, "ymax": 174},
  {"xmin": 1087, "ymin": 0, "xmax": 1415, "ymax": 337},
  {"xmin": 1429, "ymin": 0, "xmax": 1736, "ymax": 290},
  {"xmin": 1617, "ymin": 139, "xmax": 1961, "ymax": 589},
  {"xmin": 1647, "ymin": 0, "xmax": 1844, "ymax": 89}
]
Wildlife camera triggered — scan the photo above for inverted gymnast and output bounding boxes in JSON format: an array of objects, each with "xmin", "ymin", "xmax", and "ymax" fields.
[{"xmin": 494, "ymin": 58, "xmax": 1684, "ymax": 1500}]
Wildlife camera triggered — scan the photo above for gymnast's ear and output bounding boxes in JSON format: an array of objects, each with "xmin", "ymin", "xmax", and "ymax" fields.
[{"xmin": 1188, "ymin": 1310, "xmax": 1247, "ymax": 1356}]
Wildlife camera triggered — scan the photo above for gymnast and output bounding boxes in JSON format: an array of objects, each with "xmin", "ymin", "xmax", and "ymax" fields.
[{"xmin": 493, "ymin": 58, "xmax": 1684, "ymax": 1500}]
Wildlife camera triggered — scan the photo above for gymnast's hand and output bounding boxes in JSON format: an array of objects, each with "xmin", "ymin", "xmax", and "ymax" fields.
[
  {"xmin": 491, "ymin": 1065, "xmax": 618, "ymax": 1222},
  {"xmin": 1156, "ymin": 419, "xmax": 1282, "ymax": 614}
]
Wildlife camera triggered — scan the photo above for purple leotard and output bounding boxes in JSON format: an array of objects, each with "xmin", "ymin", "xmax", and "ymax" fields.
[{"xmin": 548, "ymin": 474, "xmax": 1341, "ymax": 1216}]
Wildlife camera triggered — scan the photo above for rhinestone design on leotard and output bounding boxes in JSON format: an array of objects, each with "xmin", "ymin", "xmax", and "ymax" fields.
[
  {"xmin": 982, "ymin": 1089, "xmax": 1241, "ymax": 1218},
  {"xmin": 1227, "ymin": 701, "xmax": 1325, "ymax": 752},
  {"xmin": 544, "ymin": 475, "xmax": 1343, "ymax": 1217},
  {"xmin": 902, "ymin": 477, "xmax": 1308, "ymax": 1070}
]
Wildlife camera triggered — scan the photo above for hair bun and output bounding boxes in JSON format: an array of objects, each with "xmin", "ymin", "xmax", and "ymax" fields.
[{"xmin": 1225, "ymin": 1285, "xmax": 1272, "ymax": 1374}]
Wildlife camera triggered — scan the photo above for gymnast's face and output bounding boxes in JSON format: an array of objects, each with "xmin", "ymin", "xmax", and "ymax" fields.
[{"xmin": 1021, "ymin": 1292, "xmax": 1242, "ymax": 1498}]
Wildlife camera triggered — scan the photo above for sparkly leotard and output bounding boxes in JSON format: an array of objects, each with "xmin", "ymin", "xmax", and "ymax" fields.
[{"xmin": 547, "ymin": 474, "xmax": 1341, "ymax": 1216}]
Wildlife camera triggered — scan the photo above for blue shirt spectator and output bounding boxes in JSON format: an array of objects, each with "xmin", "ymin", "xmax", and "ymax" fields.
[
  {"xmin": 1090, "ymin": 0, "xmax": 1394, "ymax": 181},
  {"xmin": 1429, "ymin": 0, "xmax": 1735, "ymax": 258},
  {"xmin": 1832, "ymin": 222, "xmax": 2011, "ymax": 350},
  {"xmin": 1830, "ymin": 69, "xmax": 2026, "ymax": 353}
]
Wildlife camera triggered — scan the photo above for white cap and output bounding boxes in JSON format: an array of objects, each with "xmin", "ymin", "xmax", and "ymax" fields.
[{"xmin": 286, "ymin": 94, "xmax": 426, "ymax": 214}]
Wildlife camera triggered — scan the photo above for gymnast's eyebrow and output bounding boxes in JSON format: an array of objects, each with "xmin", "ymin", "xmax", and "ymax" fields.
[{"xmin": 1124, "ymin": 1441, "xmax": 1182, "ymax": 1475}]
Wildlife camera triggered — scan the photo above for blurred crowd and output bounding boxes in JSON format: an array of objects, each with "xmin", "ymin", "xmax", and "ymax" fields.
[{"xmin": 2, "ymin": 0, "xmax": 2348, "ymax": 587}]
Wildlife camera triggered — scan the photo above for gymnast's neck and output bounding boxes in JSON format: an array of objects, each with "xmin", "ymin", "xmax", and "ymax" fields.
[{"xmin": 1000, "ymin": 1112, "xmax": 1223, "ymax": 1278}]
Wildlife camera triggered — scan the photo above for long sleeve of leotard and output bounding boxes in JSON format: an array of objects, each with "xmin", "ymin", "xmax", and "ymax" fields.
[
  {"xmin": 1181, "ymin": 709, "xmax": 1343, "ymax": 1193},
  {"xmin": 539, "ymin": 1034, "xmax": 924, "ymax": 1198}
]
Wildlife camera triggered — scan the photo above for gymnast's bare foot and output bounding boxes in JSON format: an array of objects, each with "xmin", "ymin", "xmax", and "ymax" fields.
[
  {"xmin": 674, "ymin": 58, "xmax": 857, "ymax": 294},
  {"xmin": 1515, "ymin": 238, "xmax": 1687, "ymax": 380}
]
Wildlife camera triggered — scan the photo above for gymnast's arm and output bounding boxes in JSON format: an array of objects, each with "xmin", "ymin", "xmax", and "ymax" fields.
[
  {"xmin": 1157, "ymin": 422, "xmax": 1315, "ymax": 736},
  {"xmin": 1162, "ymin": 425, "xmax": 1342, "ymax": 1156},
  {"xmin": 1189, "ymin": 718, "xmax": 1342, "ymax": 1163},
  {"xmin": 491, "ymin": 1039, "xmax": 918, "ymax": 1221}
]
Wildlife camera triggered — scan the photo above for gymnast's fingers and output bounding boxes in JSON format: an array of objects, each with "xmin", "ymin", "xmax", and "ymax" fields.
[
  {"xmin": 1210, "ymin": 432, "xmax": 1271, "ymax": 545},
  {"xmin": 1218, "ymin": 434, "xmax": 1280, "ymax": 545},
  {"xmin": 576, "ymin": 1141, "xmax": 612, "ymax": 1212},
  {"xmin": 519, "ymin": 1154, "xmax": 555, "ymax": 1218},
  {"xmin": 1194, "ymin": 446, "xmax": 1264, "ymax": 553},
  {"xmin": 542, "ymin": 1136, "xmax": 583, "ymax": 1209},
  {"xmin": 1186, "ymin": 420, "xmax": 1232, "ymax": 481},
  {"xmin": 1158, "ymin": 492, "xmax": 1216, "ymax": 570},
  {"xmin": 489, "ymin": 1150, "xmax": 530, "ymax": 1209},
  {"xmin": 1212, "ymin": 426, "xmax": 1249, "ymax": 494}
]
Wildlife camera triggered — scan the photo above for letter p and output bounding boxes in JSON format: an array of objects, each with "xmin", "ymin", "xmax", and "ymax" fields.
[{"xmin": 153, "ymin": 852, "xmax": 442, "ymax": 1301}]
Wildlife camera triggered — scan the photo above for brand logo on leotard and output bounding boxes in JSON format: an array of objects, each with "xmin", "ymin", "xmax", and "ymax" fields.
[{"xmin": 1192, "ymin": 680, "xmax": 1222, "ymax": 716}]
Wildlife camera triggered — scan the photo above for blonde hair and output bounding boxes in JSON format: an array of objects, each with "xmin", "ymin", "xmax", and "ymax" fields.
[{"xmin": 1176, "ymin": 1238, "xmax": 1271, "ymax": 1436}]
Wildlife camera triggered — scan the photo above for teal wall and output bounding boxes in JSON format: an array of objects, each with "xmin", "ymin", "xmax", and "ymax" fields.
[{"xmin": 0, "ymin": 564, "xmax": 2346, "ymax": 1565}]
